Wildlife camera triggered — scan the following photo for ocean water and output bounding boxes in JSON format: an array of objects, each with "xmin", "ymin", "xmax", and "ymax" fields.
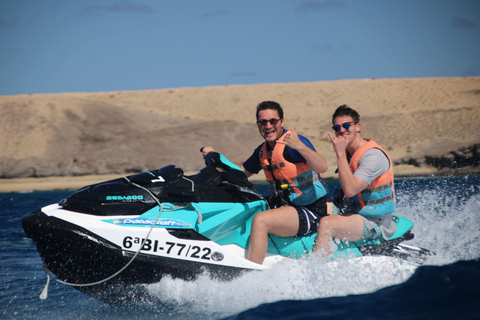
[{"xmin": 1, "ymin": 176, "xmax": 479, "ymax": 320}]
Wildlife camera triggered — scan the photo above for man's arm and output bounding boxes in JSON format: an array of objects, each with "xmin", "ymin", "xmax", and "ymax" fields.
[
  {"xmin": 335, "ymin": 148, "xmax": 368, "ymax": 198},
  {"xmin": 239, "ymin": 164, "xmax": 255, "ymax": 178},
  {"xmin": 328, "ymin": 133, "xmax": 368, "ymax": 198}
]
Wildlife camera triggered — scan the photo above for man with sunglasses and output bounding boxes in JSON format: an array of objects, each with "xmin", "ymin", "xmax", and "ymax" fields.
[
  {"xmin": 314, "ymin": 104, "xmax": 397, "ymax": 258},
  {"xmin": 202, "ymin": 101, "xmax": 329, "ymax": 264}
]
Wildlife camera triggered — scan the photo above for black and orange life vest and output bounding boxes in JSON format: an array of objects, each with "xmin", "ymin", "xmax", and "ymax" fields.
[{"xmin": 259, "ymin": 131, "xmax": 327, "ymax": 205}]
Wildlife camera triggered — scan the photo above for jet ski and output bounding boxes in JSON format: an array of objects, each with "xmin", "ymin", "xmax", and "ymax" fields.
[{"xmin": 22, "ymin": 152, "xmax": 433, "ymax": 304}]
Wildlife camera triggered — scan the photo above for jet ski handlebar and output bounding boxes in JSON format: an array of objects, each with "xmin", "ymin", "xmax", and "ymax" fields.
[{"xmin": 200, "ymin": 151, "xmax": 256, "ymax": 190}]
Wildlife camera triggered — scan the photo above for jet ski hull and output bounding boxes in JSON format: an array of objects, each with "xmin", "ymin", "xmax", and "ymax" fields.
[
  {"xmin": 22, "ymin": 156, "xmax": 433, "ymax": 304},
  {"xmin": 22, "ymin": 208, "xmax": 255, "ymax": 304}
]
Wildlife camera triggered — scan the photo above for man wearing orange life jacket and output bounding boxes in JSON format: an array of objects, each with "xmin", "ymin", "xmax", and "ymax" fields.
[
  {"xmin": 314, "ymin": 105, "xmax": 397, "ymax": 258},
  {"xmin": 202, "ymin": 101, "xmax": 329, "ymax": 264}
]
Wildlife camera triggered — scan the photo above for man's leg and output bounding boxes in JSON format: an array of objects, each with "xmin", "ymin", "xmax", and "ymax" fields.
[
  {"xmin": 314, "ymin": 213, "xmax": 364, "ymax": 258},
  {"xmin": 247, "ymin": 206, "xmax": 299, "ymax": 264}
]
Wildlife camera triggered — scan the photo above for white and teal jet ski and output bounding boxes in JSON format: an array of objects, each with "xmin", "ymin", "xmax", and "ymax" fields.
[{"xmin": 22, "ymin": 152, "xmax": 433, "ymax": 304}]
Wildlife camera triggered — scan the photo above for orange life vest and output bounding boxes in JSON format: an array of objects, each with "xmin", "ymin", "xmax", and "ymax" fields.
[
  {"xmin": 259, "ymin": 131, "xmax": 327, "ymax": 205},
  {"xmin": 349, "ymin": 138, "xmax": 396, "ymax": 217}
]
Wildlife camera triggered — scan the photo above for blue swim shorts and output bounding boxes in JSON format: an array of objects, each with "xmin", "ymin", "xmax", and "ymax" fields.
[{"xmin": 294, "ymin": 196, "xmax": 328, "ymax": 237}]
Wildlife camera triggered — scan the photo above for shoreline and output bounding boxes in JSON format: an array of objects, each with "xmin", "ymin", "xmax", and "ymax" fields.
[{"xmin": 2, "ymin": 165, "xmax": 477, "ymax": 193}]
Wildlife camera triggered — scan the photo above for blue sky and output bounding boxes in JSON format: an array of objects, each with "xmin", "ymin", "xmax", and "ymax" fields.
[{"xmin": 1, "ymin": 0, "xmax": 479, "ymax": 96}]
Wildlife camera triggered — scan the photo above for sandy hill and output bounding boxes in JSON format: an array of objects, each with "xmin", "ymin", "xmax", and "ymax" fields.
[{"xmin": 1, "ymin": 77, "xmax": 479, "ymax": 182}]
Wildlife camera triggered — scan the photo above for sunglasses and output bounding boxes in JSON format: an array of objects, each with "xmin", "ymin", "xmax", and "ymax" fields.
[
  {"xmin": 257, "ymin": 118, "xmax": 281, "ymax": 126},
  {"xmin": 332, "ymin": 122, "xmax": 356, "ymax": 132}
]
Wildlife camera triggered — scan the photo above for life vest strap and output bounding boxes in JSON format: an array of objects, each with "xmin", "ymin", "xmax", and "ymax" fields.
[
  {"xmin": 279, "ymin": 172, "xmax": 321, "ymax": 185},
  {"xmin": 356, "ymin": 193, "xmax": 394, "ymax": 207},
  {"xmin": 263, "ymin": 164, "xmax": 274, "ymax": 172},
  {"xmin": 273, "ymin": 172, "xmax": 322, "ymax": 193},
  {"xmin": 263, "ymin": 162, "xmax": 286, "ymax": 172},
  {"xmin": 361, "ymin": 181, "xmax": 393, "ymax": 194}
]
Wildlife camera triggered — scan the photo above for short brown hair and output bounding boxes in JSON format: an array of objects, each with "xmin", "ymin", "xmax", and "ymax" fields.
[
  {"xmin": 332, "ymin": 104, "xmax": 360, "ymax": 124},
  {"xmin": 256, "ymin": 101, "xmax": 284, "ymax": 120}
]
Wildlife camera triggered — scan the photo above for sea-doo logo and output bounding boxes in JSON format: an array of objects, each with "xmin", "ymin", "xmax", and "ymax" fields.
[{"xmin": 106, "ymin": 195, "xmax": 144, "ymax": 201}]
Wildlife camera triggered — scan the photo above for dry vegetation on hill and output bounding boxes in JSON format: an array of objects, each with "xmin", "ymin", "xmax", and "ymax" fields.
[{"xmin": 1, "ymin": 77, "xmax": 479, "ymax": 189}]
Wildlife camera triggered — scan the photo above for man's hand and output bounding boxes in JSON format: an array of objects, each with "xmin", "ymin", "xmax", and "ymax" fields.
[
  {"xmin": 277, "ymin": 127, "xmax": 304, "ymax": 151},
  {"xmin": 328, "ymin": 132, "xmax": 354, "ymax": 156},
  {"xmin": 201, "ymin": 146, "xmax": 217, "ymax": 158},
  {"xmin": 278, "ymin": 127, "xmax": 328, "ymax": 173}
]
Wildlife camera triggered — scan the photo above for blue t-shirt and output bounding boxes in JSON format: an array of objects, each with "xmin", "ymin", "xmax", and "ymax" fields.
[{"xmin": 242, "ymin": 130, "xmax": 317, "ymax": 175}]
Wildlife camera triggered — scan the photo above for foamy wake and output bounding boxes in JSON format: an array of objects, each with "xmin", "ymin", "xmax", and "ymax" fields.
[
  {"xmin": 146, "ymin": 255, "xmax": 416, "ymax": 316},
  {"xmin": 146, "ymin": 179, "xmax": 480, "ymax": 317}
]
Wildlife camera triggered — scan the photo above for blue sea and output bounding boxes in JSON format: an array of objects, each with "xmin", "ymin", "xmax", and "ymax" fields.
[{"xmin": 1, "ymin": 176, "xmax": 480, "ymax": 320}]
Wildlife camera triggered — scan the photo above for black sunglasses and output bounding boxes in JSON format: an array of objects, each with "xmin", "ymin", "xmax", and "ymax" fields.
[
  {"xmin": 257, "ymin": 118, "xmax": 281, "ymax": 126},
  {"xmin": 332, "ymin": 122, "xmax": 356, "ymax": 132}
]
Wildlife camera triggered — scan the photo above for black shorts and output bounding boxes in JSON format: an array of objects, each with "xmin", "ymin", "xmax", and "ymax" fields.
[{"xmin": 294, "ymin": 196, "xmax": 328, "ymax": 237}]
